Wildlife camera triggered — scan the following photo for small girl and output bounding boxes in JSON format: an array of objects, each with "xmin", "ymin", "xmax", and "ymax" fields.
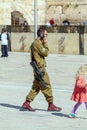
[{"xmin": 68, "ymin": 64, "xmax": 87, "ymax": 118}]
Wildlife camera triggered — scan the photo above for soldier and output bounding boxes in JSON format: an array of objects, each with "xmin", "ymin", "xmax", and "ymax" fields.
[{"xmin": 21, "ymin": 27, "xmax": 62, "ymax": 111}]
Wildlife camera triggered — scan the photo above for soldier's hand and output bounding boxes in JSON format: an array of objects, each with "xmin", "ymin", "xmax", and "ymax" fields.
[{"xmin": 43, "ymin": 37, "xmax": 47, "ymax": 44}]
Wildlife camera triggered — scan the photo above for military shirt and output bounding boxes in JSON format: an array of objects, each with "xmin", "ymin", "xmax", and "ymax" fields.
[{"xmin": 31, "ymin": 38, "xmax": 49, "ymax": 68}]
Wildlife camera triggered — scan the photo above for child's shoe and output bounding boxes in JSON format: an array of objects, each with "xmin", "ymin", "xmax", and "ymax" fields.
[{"xmin": 68, "ymin": 113, "xmax": 76, "ymax": 118}]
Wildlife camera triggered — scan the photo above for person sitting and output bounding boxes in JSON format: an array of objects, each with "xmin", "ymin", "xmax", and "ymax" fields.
[{"xmin": 62, "ymin": 19, "xmax": 70, "ymax": 25}]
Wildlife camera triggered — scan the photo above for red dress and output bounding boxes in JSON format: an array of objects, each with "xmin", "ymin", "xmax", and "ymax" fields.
[{"xmin": 71, "ymin": 76, "xmax": 87, "ymax": 102}]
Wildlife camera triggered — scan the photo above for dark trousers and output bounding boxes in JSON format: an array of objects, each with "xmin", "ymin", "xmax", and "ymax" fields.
[{"xmin": 1, "ymin": 45, "xmax": 8, "ymax": 57}]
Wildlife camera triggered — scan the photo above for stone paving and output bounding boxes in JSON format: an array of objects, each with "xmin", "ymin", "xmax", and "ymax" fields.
[{"xmin": 0, "ymin": 52, "xmax": 87, "ymax": 130}]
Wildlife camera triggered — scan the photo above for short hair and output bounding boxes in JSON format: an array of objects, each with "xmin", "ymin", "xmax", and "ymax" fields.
[
  {"xmin": 37, "ymin": 27, "xmax": 47, "ymax": 37},
  {"xmin": 2, "ymin": 28, "xmax": 7, "ymax": 32}
]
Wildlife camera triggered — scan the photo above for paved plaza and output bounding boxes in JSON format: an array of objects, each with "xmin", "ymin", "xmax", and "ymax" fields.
[{"xmin": 0, "ymin": 51, "xmax": 87, "ymax": 130}]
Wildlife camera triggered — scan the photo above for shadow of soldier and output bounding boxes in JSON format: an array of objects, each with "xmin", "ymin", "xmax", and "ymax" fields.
[{"xmin": 0, "ymin": 103, "xmax": 20, "ymax": 110}]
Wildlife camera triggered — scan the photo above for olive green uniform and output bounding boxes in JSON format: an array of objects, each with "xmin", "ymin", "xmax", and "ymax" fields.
[{"xmin": 26, "ymin": 39, "xmax": 53, "ymax": 103}]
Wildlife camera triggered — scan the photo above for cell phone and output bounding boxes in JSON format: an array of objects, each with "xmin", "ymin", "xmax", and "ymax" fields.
[{"xmin": 40, "ymin": 34, "xmax": 44, "ymax": 41}]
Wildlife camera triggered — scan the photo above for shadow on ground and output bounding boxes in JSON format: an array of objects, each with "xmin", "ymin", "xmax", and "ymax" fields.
[
  {"xmin": 0, "ymin": 103, "xmax": 87, "ymax": 119},
  {"xmin": 52, "ymin": 112, "xmax": 69, "ymax": 118},
  {"xmin": 0, "ymin": 103, "xmax": 20, "ymax": 109},
  {"xmin": 52, "ymin": 112, "xmax": 87, "ymax": 119},
  {"xmin": 0, "ymin": 103, "xmax": 47, "ymax": 112}
]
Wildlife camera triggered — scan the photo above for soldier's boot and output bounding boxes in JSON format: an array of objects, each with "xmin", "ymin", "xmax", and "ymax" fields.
[
  {"xmin": 48, "ymin": 102, "xmax": 62, "ymax": 111},
  {"xmin": 22, "ymin": 101, "xmax": 35, "ymax": 111}
]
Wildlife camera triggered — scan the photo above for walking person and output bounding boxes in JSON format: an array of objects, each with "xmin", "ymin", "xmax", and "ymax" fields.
[
  {"xmin": 68, "ymin": 64, "xmax": 87, "ymax": 118},
  {"xmin": 21, "ymin": 27, "xmax": 62, "ymax": 111},
  {"xmin": 0, "ymin": 28, "xmax": 9, "ymax": 57}
]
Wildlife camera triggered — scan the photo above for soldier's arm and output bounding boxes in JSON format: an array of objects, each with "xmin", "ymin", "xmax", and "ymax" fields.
[{"xmin": 34, "ymin": 40, "xmax": 49, "ymax": 57}]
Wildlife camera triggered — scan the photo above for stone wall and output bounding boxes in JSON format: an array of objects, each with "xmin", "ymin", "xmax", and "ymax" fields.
[
  {"xmin": 0, "ymin": 2, "xmax": 11, "ymax": 25},
  {"xmin": 48, "ymin": 33, "xmax": 79, "ymax": 54},
  {"xmin": 0, "ymin": 0, "xmax": 87, "ymax": 25},
  {"xmin": 46, "ymin": 0, "xmax": 87, "ymax": 25},
  {"xmin": 11, "ymin": 33, "xmax": 34, "ymax": 52},
  {"xmin": 0, "ymin": 32, "xmax": 80, "ymax": 54},
  {"xmin": 1, "ymin": 0, "xmax": 87, "ymax": 55},
  {"xmin": 1, "ymin": 32, "xmax": 87, "ymax": 55},
  {"xmin": 0, "ymin": 0, "xmax": 46, "ymax": 25}
]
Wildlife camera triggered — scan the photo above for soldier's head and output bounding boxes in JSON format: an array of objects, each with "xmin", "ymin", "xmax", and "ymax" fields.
[{"xmin": 37, "ymin": 27, "xmax": 47, "ymax": 40}]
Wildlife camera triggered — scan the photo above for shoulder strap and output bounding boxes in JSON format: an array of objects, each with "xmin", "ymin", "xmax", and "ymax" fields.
[{"xmin": 30, "ymin": 43, "xmax": 35, "ymax": 61}]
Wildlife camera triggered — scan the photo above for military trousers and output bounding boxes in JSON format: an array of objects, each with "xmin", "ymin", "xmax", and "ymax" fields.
[{"xmin": 26, "ymin": 71, "xmax": 53, "ymax": 103}]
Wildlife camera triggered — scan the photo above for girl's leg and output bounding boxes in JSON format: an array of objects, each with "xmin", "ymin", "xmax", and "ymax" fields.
[
  {"xmin": 71, "ymin": 102, "xmax": 82, "ymax": 114},
  {"xmin": 85, "ymin": 102, "xmax": 87, "ymax": 109},
  {"xmin": 68, "ymin": 102, "xmax": 82, "ymax": 118}
]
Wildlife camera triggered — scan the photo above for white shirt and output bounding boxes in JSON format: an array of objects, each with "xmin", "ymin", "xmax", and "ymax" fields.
[
  {"xmin": 1, "ymin": 32, "xmax": 8, "ymax": 45},
  {"xmin": 46, "ymin": 22, "xmax": 51, "ymax": 27}
]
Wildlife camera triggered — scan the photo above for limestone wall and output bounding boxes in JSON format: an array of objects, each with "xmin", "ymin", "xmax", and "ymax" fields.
[
  {"xmin": 46, "ymin": 0, "xmax": 87, "ymax": 25},
  {"xmin": 0, "ymin": 2, "xmax": 11, "ymax": 25},
  {"xmin": 0, "ymin": 0, "xmax": 46, "ymax": 25},
  {"xmin": 0, "ymin": 32, "xmax": 80, "ymax": 54},
  {"xmin": 48, "ymin": 33, "xmax": 79, "ymax": 54},
  {"xmin": 1, "ymin": 32, "xmax": 87, "ymax": 55},
  {"xmin": 0, "ymin": 0, "xmax": 87, "ymax": 25},
  {"xmin": 1, "ymin": 0, "xmax": 87, "ymax": 55},
  {"xmin": 11, "ymin": 33, "xmax": 34, "ymax": 52}
]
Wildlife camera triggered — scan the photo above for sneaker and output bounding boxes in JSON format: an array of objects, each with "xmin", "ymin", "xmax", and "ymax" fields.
[{"xmin": 68, "ymin": 113, "xmax": 76, "ymax": 118}]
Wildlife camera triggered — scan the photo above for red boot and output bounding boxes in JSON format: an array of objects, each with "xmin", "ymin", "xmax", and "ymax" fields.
[
  {"xmin": 48, "ymin": 102, "xmax": 62, "ymax": 111},
  {"xmin": 22, "ymin": 101, "xmax": 35, "ymax": 111}
]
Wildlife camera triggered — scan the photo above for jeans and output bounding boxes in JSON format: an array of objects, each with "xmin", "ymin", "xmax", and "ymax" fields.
[{"xmin": 1, "ymin": 45, "xmax": 8, "ymax": 57}]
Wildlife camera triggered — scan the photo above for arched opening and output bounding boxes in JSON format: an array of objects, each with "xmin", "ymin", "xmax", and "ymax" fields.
[
  {"xmin": 11, "ymin": 11, "xmax": 25, "ymax": 26},
  {"xmin": 11, "ymin": 11, "xmax": 30, "ymax": 32}
]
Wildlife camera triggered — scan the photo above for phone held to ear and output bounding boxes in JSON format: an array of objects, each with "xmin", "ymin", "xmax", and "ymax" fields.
[{"xmin": 40, "ymin": 34, "xmax": 44, "ymax": 41}]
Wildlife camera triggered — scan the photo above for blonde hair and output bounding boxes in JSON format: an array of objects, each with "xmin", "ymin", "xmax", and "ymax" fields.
[{"xmin": 76, "ymin": 64, "xmax": 87, "ymax": 79}]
